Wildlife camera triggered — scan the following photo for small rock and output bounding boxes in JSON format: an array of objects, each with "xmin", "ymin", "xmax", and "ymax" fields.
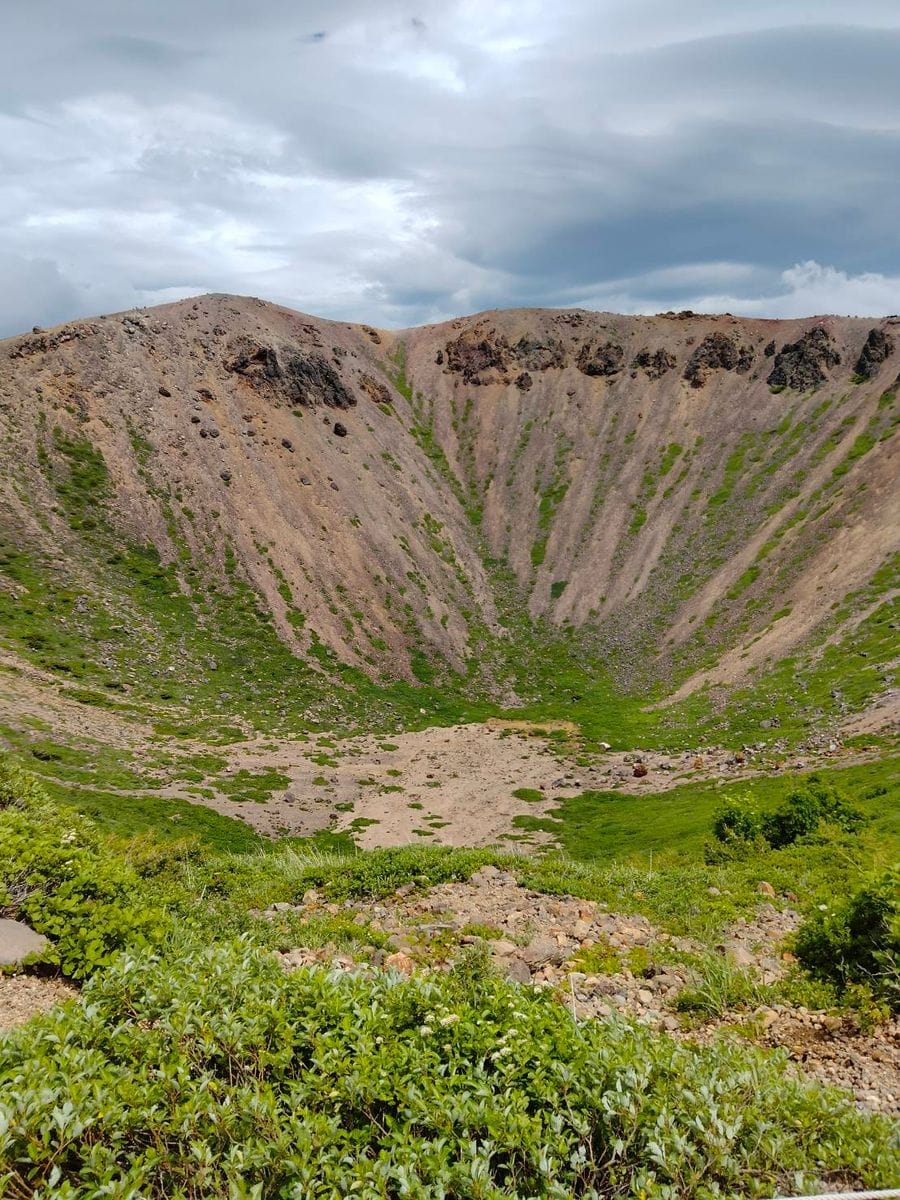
[
  {"xmin": 726, "ymin": 945, "xmax": 756, "ymax": 968},
  {"xmin": 498, "ymin": 956, "xmax": 532, "ymax": 984},
  {"xmin": 333, "ymin": 422, "xmax": 348, "ymax": 437},
  {"xmin": 756, "ymin": 881, "xmax": 776, "ymax": 897},
  {"xmin": 489, "ymin": 939, "xmax": 519, "ymax": 957},
  {"xmin": 281, "ymin": 437, "xmax": 294, "ymax": 451},
  {"xmin": 757, "ymin": 1007, "xmax": 780, "ymax": 1030},
  {"xmin": 383, "ymin": 951, "xmax": 416, "ymax": 975},
  {"xmin": 0, "ymin": 918, "xmax": 48, "ymax": 966},
  {"xmin": 522, "ymin": 936, "xmax": 567, "ymax": 967},
  {"xmin": 470, "ymin": 865, "xmax": 501, "ymax": 883}
]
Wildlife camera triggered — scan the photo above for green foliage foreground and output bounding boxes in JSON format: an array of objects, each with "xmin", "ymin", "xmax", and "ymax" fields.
[
  {"xmin": 0, "ymin": 760, "xmax": 169, "ymax": 977},
  {"xmin": 2, "ymin": 940, "xmax": 897, "ymax": 1200},
  {"xmin": 1, "ymin": 756, "xmax": 898, "ymax": 1197}
]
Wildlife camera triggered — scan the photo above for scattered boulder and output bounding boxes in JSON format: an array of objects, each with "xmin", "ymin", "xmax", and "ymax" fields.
[
  {"xmin": 0, "ymin": 918, "xmax": 48, "ymax": 966},
  {"xmin": 219, "ymin": 469, "xmax": 232, "ymax": 483},
  {"xmin": 683, "ymin": 333, "xmax": 754, "ymax": 388},
  {"xmin": 333, "ymin": 422, "xmax": 348, "ymax": 437},
  {"xmin": 383, "ymin": 951, "xmax": 415, "ymax": 975},
  {"xmin": 756, "ymin": 881, "xmax": 776, "ymax": 897},
  {"xmin": 281, "ymin": 438, "xmax": 294, "ymax": 451},
  {"xmin": 515, "ymin": 372, "xmax": 533, "ymax": 392},
  {"xmin": 767, "ymin": 326, "xmax": 840, "ymax": 390},
  {"xmin": 853, "ymin": 328, "xmax": 894, "ymax": 380},
  {"xmin": 498, "ymin": 956, "xmax": 532, "ymax": 984},
  {"xmin": 522, "ymin": 935, "xmax": 567, "ymax": 968},
  {"xmin": 158, "ymin": 385, "xmax": 172, "ymax": 397}
]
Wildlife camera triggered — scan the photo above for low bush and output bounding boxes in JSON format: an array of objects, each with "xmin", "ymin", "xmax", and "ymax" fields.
[
  {"xmin": 711, "ymin": 776, "xmax": 866, "ymax": 855},
  {"xmin": 761, "ymin": 776, "xmax": 865, "ymax": 848},
  {"xmin": 0, "ymin": 759, "xmax": 170, "ymax": 977},
  {"xmin": 794, "ymin": 865, "xmax": 900, "ymax": 1011},
  {"xmin": 283, "ymin": 843, "xmax": 500, "ymax": 901},
  {"xmin": 674, "ymin": 955, "xmax": 771, "ymax": 1018},
  {"xmin": 1, "ymin": 940, "xmax": 896, "ymax": 1198}
]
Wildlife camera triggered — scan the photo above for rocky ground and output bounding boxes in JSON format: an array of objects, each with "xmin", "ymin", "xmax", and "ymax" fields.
[
  {"xmin": 270, "ymin": 866, "xmax": 900, "ymax": 1114},
  {"xmin": 185, "ymin": 723, "xmax": 889, "ymax": 843},
  {"xmin": 0, "ymin": 973, "xmax": 78, "ymax": 1030}
]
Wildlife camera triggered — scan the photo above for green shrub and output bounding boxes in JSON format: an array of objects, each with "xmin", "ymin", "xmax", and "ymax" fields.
[
  {"xmin": 711, "ymin": 797, "xmax": 763, "ymax": 844},
  {"xmin": 711, "ymin": 777, "xmax": 865, "ymax": 854},
  {"xmin": 794, "ymin": 866, "xmax": 900, "ymax": 1010},
  {"xmin": 287, "ymin": 843, "xmax": 499, "ymax": 901},
  {"xmin": 1, "ymin": 940, "xmax": 896, "ymax": 1198},
  {"xmin": 761, "ymin": 776, "xmax": 865, "ymax": 848},
  {"xmin": 675, "ymin": 954, "xmax": 771, "ymax": 1018},
  {"xmin": 0, "ymin": 758, "xmax": 169, "ymax": 977}
]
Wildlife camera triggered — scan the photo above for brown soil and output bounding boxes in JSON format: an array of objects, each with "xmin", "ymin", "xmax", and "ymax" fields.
[{"xmin": 0, "ymin": 973, "xmax": 78, "ymax": 1030}]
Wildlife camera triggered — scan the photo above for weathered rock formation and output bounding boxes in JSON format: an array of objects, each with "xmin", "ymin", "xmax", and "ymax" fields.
[{"xmin": 767, "ymin": 326, "xmax": 841, "ymax": 391}]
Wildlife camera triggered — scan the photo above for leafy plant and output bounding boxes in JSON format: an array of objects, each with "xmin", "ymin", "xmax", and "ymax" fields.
[
  {"xmin": 761, "ymin": 776, "xmax": 866, "ymax": 848},
  {"xmin": 0, "ymin": 760, "xmax": 170, "ymax": 977},
  {"xmin": 794, "ymin": 866, "xmax": 900, "ymax": 1011},
  {"xmin": 710, "ymin": 776, "xmax": 866, "ymax": 853},
  {"xmin": 675, "ymin": 954, "xmax": 771, "ymax": 1018},
  {"xmin": 1, "ymin": 939, "xmax": 896, "ymax": 1198}
]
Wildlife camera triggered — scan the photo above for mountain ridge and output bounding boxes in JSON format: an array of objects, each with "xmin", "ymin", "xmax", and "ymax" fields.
[{"xmin": 0, "ymin": 293, "xmax": 897, "ymax": 747}]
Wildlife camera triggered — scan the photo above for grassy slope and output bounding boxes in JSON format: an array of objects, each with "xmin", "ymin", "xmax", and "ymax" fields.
[{"xmin": 517, "ymin": 757, "xmax": 899, "ymax": 865}]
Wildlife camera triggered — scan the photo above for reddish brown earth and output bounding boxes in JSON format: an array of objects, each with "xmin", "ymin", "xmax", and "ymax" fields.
[{"xmin": 0, "ymin": 295, "xmax": 896, "ymax": 693}]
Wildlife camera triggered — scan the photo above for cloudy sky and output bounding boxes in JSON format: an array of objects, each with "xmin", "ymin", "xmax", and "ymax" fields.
[{"xmin": 2, "ymin": 1, "xmax": 899, "ymax": 335}]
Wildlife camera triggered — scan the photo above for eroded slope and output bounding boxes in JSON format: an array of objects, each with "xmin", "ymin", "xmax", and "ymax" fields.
[{"xmin": 0, "ymin": 296, "xmax": 896, "ymax": 746}]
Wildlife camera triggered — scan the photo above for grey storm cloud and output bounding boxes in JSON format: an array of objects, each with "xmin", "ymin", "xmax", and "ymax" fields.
[{"xmin": 1, "ymin": 0, "xmax": 899, "ymax": 336}]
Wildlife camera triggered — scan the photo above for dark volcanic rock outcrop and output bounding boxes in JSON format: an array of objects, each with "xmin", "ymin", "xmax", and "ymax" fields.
[
  {"xmin": 444, "ymin": 330, "xmax": 510, "ymax": 383},
  {"xmin": 683, "ymin": 333, "xmax": 754, "ymax": 388},
  {"xmin": 853, "ymin": 328, "xmax": 894, "ymax": 380},
  {"xmin": 512, "ymin": 336, "xmax": 566, "ymax": 372},
  {"xmin": 227, "ymin": 341, "xmax": 356, "ymax": 409},
  {"xmin": 358, "ymin": 373, "xmax": 393, "ymax": 404},
  {"xmin": 632, "ymin": 348, "xmax": 676, "ymax": 380},
  {"xmin": 444, "ymin": 329, "xmax": 567, "ymax": 383},
  {"xmin": 767, "ymin": 327, "xmax": 841, "ymax": 391},
  {"xmin": 577, "ymin": 341, "xmax": 624, "ymax": 377}
]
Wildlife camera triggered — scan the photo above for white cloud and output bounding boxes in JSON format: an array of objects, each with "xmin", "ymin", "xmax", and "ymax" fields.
[
  {"xmin": 1, "ymin": 2, "xmax": 899, "ymax": 333},
  {"xmin": 672, "ymin": 261, "xmax": 900, "ymax": 319}
]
